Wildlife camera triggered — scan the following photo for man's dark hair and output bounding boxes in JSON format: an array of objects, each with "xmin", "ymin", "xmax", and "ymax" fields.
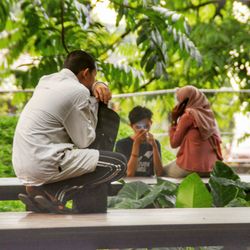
[
  {"xmin": 128, "ymin": 106, "xmax": 153, "ymax": 125},
  {"xmin": 63, "ymin": 50, "xmax": 96, "ymax": 75}
]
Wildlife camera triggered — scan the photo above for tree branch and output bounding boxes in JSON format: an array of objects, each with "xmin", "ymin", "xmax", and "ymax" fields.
[
  {"xmin": 176, "ymin": 0, "xmax": 218, "ymax": 11},
  {"xmin": 99, "ymin": 17, "xmax": 145, "ymax": 59},
  {"xmin": 60, "ymin": 0, "xmax": 69, "ymax": 54},
  {"xmin": 99, "ymin": 28, "xmax": 132, "ymax": 59},
  {"xmin": 111, "ymin": 0, "xmax": 138, "ymax": 10}
]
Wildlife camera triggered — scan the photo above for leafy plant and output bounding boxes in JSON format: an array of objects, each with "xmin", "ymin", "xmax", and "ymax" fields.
[
  {"xmin": 209, "ymin": 161, "xmax": 250, "ymax": 207},
  {"xmin": 0, "ymin": 201, "xmax": 25, "ymax": 212},
  {"xmin": 109, "ymin": 161, "xmax": 250, "ymax": 209},
  {"xmin": 226, "ymin": 197, "xmax": 250, "ymax": 207},
  {"xmin": 108, "ymin": 178, "xmax": 177, "ymax": 209},
  {"xmin": 0, "ymin": 0, "xmax": 202, "ymax": 92},
  {"xmin": 0, "ymin": 116, "xmax": 18, "ymax": 177},
  {"xmin": 176, "ymin": 173, "xmax": 212, "ymax": 208}
]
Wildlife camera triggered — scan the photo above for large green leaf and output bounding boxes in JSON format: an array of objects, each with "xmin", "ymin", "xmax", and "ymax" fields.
[
  {"xmin": 156, "ymin": 177, "xmax": 178, "ymax": 195},
  {"xmin": 156, "ymin": 194, "xmax": 176, "ymax": 208},
  {"xmin": 154, "ymin": 180, "xmax": 177, "ymax": 208},
  {"xmin": 209, "ymin": 161, "xmax": 248, "ymax": 207},
  {"xmin": 176, "ymin": 173, "xmax": 212, "ymax": 208},
  {"xmin": 117, "ymin": 181, "xmax": 150, "ymax": 200},
  {"xmin": 209, "ymin": 176, "xmax": 246, "ymax": 207},
  {"xmin": 210, "ymin": 161, "xmax": 240, "ymax": 180},
  {"xmin": 210, "ymin": 176, "xmax": 250, "ymax": 191},
  {"xmin": 138, "ymin": 181, "xmax": 177, "ymax": 208},
  {"xmin": 226, "ymin": 198, "xmax": 250, "ymax": 208},
  {"xmin": 107, "ymin": 196, "xmax": 125, "ymax": 208},
  {"xmin": 114, "ymin": 198, "xmax": 142, "ymax": 209},
  {"xmin": 110, "ymin": 178, "xmax": 178, "ymax": 209}
]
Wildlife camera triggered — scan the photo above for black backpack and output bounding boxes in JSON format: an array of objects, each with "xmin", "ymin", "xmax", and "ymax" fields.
[{"xmin": 89, "ymin": 102, "xmax": 120, "ymax": 151}]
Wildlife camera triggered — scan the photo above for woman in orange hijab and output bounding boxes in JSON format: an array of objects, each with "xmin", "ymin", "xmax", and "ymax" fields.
[{"xmin": 164, "ymin": 85, "xmax": 223, "ymax": 178}]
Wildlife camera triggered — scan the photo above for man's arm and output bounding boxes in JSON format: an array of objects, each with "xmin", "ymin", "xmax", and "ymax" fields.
[
  {"xmin": 64, "ymin": 82, "xmax": 113, "ymax": 148},
  {"xmin": 63, "ymin": 98, "xmax": 98, "ymax": 148},
  {"xmin": 91, "ymin": 81, "xmax": 111, "ymax": 104}
]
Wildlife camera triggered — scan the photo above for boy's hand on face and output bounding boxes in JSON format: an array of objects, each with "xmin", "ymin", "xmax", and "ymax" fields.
[
  {"xmin": 92, "ymin": 81, "xmax": 112, "ymax": 104},
  {"xmin": 146, "ymin": 132, "xmax": 156, "ymax": 146},
  {"xmin": 133, "ymin": 129, "xmax": 147, "ymax": 145}
]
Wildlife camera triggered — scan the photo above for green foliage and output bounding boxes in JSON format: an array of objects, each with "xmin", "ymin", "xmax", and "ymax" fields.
[
  {"xmin": 118, "ymin": 181, "xmax": 150, "ymax": 200},
  {"xmin": 0, "ymin": 0, "xmax": 202, "ymax": 92},
  {"xmin": 209, "ymin": 161, "xmax": 250, "ymax": 207},
  {"xmin": 109, "ymin": 161, "xmax": 250, "ymax": 209},
  {"xmin": 187, "ymin": 19, "xmax": 250, "ymax": 88},
  {"xmin": 1, "ymin": 0, "xmax": 249, "ymax": 152},
  {"xmin": 176, "ymin": 173, "xmax": 212, "ymax": 208},
  {"xmin": 0, "ymin": 116, "xmax": 18, "ymax": 177},
  {"xmin": 0, "ymin": 0, "xmax": 15, "ymax": 32},
  {"xmin": 211, "ymin": 161, "xmax": 239, "ymax": 180},
  {"xmin": 0, "ymin": 201, "xmax": 25, "ymax": 212},
  {"xmin": 108, "ymin": 178, "xmax": 178, "ymax": 209},
  {"xmin": 0, "ymin": 1, "xmax": 248, "ymax": 107},
  {"xmin": 226, "ymin": 197, "xmax": 250, "ymax": 207},
  {"xmin": 116, "ymin": 120, "xmax": 132, "ymax": 141}
]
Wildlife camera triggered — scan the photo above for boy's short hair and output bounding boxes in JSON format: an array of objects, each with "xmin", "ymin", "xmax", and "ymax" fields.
[
  {"xmin": 129, "ymin": 106, "xmax": 153, "ymax": 125},
  {"xmin": 63, "ymin": 50, "xmax": 96, "ymax": 75}
]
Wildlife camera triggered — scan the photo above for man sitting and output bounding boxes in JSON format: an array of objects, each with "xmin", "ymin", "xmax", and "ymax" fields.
[{"xmin": 12, "ymin": 50, "xmax": 126, "ymax": 213}]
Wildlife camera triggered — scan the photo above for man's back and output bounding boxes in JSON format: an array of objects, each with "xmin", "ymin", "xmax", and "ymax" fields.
[{"xmin": 12, "ymin": 69, "xmax": 99, "ymax": 185}]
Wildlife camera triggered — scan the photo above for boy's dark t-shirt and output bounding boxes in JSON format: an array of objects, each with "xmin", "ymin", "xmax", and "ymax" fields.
[{"xmin": 115, "ymin": 137, "xmax": 161, "ymax": 177}]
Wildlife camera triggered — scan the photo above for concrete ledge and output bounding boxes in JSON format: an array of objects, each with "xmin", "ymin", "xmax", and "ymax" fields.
[
  {"xmin": 1, "ymin": 175, "xmax": 250, "ymax": 200},
  {"xmin": 0, "ymin": 177, "xmax": 180, "ymax": 200},
  {"xmin": 0, "ymin": 208, "xmax": 250, "ymax": 249}
]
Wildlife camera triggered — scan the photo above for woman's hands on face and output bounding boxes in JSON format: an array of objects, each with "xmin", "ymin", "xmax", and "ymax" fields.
[{"xmin": 171, "ymin": 99, "xmax": 188, "ymax": 125}]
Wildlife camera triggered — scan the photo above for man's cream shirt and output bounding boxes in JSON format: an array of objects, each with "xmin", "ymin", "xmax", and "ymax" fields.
[{"xmin": 12, "ymin": 69, "xmax": 99, "ymax": 185}]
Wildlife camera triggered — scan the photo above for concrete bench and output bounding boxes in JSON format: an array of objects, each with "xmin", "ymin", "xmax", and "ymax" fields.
[
  {"xmin": 0, "ymin": 208, "xmax": 250, "ymax": 249},
  {"xmin": 1, "ymin": 175, "xmax": 250, "ymax": 201},
  {"xmin": 0, "ymin": 176, "xmax": 182, "ymax": 200},
  {"xmin": 0, "ymin": 177, "xmax": 26, "ymax": 200},
  {"xmin": 226, "ymin": 160, "xmax": 250, "ymax": 174}
]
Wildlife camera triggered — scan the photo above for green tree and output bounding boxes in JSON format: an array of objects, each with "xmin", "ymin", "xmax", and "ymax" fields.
[
  {"xmin": 0, "ymin": 0, "xmax": 249, "ymax": 91},
  {"xmin": 0, "ymin": 0, "xmax": 202, "ymax": 92},
  {"xmin": 0, "ymin": 0, "xmax": 249, "ymax": 163}
]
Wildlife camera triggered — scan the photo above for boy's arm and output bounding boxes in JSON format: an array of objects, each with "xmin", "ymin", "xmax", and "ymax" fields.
[
  {"xmin": 126, "ymin": 140, "xmax": 141, "ymax": 177},
  {"xmin": 115, "ymin": 139, "xmax": 140, "ymax": 177},
  {"xmin": 148, "ymin": 135, "xmax": 164, "ymax": 176}
]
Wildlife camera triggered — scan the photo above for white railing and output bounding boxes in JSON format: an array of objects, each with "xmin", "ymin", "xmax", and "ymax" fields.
[
  {"xmin": 1, "ymin": 87, "xmax": 249, "ymax": 163},
  {"xmin": 1, "ymin": 88, "xmax": 250, "ymax": 97}
]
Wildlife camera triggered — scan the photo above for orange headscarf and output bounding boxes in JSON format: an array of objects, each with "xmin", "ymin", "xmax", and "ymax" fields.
[{"xmin": 176, "ymin": 85, "xmax": 221, "ymax": 141}]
